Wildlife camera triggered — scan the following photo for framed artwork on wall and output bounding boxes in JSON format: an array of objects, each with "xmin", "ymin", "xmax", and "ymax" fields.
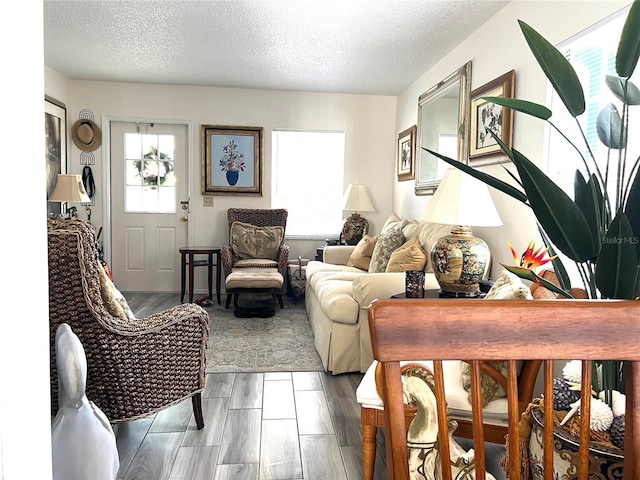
[
  {"xmin": 415, "ymin": 61, "xmax": 471, "ymax": 195},
  {"xmin": 397, "ymin": 125, "xmax": 416, "ymax": 181},
  {"xmin": 45, "ymin": 95, "xmax": 67, "ymax": 217},
  {"xmin": 469, "ymin": 69, "xmax": 515, "ymax": 164},
  {"xmin": 201, "ymin": 125, "xmax": 263, "ymax": 196}
]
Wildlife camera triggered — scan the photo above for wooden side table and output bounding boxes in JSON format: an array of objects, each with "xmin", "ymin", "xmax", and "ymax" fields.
[{"xmin": 179, "ymin": 246, "xmax": 222, "ymax": 304}]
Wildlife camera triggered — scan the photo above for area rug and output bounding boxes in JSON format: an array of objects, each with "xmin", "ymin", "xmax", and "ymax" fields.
[{"xmin": 204, "ymin": 297, "xmax": 324, "ymax": 373}]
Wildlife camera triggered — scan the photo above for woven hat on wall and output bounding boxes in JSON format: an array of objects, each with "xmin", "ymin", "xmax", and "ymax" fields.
[{"xmin": 71, "ymin": 119, "xmax": 102, "ymax": 151}]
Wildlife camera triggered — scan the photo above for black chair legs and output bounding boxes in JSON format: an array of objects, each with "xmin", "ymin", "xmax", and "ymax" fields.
[
  {"xmin": 192, "ymin": 392, "xmax": 204, "ymax": 430},
  {"xmin": 225, "ymin": 293, "xmax": 232, "ymax": 309}
]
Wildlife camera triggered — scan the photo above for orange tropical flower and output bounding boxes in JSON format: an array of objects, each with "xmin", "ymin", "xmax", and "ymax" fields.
[
  {"xmin": 502, "ymin": 241, "xmax": 571, "ymax": 298},
  {"xmin": 508, "ymin": 240, "xmax": 557, "ymax": 269}
]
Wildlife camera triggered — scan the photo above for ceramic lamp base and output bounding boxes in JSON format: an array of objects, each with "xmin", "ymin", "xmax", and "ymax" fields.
[
  {"xmin": 341, "ymin": 213, "xmax": 369, "ymax": 245},
  {"xmin": 430, "ymin": 226, "xmax": 490, "ymax": 297}
]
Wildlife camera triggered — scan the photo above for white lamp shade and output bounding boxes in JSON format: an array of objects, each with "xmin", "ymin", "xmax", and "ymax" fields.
[
  {"xmin": 48, "ymin": 174, "xmax": 91, "ymax": 203},
  {"xmin": 420, "ymin": 168, "xmax": 502, "ymax": 227},
  {"xmin": 342, "ymin": 183, "xmax": 374, "ymax": 212}
]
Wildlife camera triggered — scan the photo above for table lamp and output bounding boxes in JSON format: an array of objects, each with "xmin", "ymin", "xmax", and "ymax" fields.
[
  {"xmin": 48, "ymin": 174, "xmax": 91, "ymax": 219},
  {"xmin": 421, "ymin": 168, "xmax": 502, "ymax": 297},
  {"xmin": 341, "ymin": 183, "xmax": 375, "ymax": 245}
]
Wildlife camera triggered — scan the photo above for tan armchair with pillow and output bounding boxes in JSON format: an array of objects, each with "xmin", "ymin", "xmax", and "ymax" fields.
[{"xmin": 222, "ymin": 208, "xmax": 289, "ymax": 314}]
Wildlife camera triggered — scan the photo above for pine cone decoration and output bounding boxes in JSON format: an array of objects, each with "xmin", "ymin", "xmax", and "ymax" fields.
[
  {"xmin": 553, "ymin": 377, "xmax": 580, "ymax": 410},
  {"xmin": 610, "ymin": 414, "xmax": 625, "ymax": 449}
]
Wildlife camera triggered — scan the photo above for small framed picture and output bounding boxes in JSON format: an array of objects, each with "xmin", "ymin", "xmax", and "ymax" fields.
[
  {"xmin": 201, "ymin": 125, "xmax": 263, "ymax": 196},
  {"xmin": 469, "ymin": 70, "xmax": 515, "ymax": 162},
  {"xmin": 397, "ymin": 125, "xmax": 416, "ymax": 181}
]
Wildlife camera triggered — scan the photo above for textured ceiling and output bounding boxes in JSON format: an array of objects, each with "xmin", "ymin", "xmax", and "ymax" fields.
[{"xmin": 44, "ymin": 0, "xmax": 509, "ymax": 95}]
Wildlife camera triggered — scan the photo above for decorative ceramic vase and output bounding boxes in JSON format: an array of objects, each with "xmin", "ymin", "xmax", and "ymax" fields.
[
  {"xmin": 528, "ymin": 408, "xmax": 624, "ymax": 479},
  {"xmin": 430, "ymin": 226, "xmax": 489, "ymax": 297},
  {"xmin": 341, "ymin": 213, "xmax": 369, "ymax": 245},
  {"xmin": 405, "ymin": 270, "xmax": 425, "ymax": 298},
  {"xmin": 226, "ymin": 170, "xmax": 239, "ymax": 186}
]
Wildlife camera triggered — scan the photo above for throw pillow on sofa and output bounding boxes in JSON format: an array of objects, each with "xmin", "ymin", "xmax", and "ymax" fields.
[
  {"xmin": 230, "ymin": 221, "xmax": 284, "ymax": 260},
  {"xmin": 368, "ymin": 227, "xmax": 405, "ymax": 273},
  {"xmin": 381, "ymin": 213, "xmax": 409, "ymax": 234},
  {"xmin": 346, "ymin": 234, "xmax": 379, "ymax": 270},
  {"xmin": 385, "ymin": 236, "xmax": 427, "ymax": 272},
  {"xmin": 401, "ymin": 220, "xmax": 422, "ymax": 241}
]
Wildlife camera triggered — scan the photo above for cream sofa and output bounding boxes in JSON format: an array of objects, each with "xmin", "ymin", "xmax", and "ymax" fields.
[{"xmin": 305, "ymin": 214, "xmax": 451, "ymax": 374}]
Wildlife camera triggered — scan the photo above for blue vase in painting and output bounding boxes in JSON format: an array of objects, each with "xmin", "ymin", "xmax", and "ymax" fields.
[{"xmin": 226, "ymin": 171, "xmax": 239, "ymax": 186}]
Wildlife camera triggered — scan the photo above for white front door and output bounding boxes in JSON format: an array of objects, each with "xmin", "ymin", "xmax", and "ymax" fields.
[{"xmin": 110, "ymin": 122, "xmax": 189, "ymax": 292}]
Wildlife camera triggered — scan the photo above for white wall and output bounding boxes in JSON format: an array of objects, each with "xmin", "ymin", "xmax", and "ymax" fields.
[
  {"xmin": 1, "ymin": 0, "xmax": 53, "ymax": 478},
  {"xmin": 45, "ymin": 74, "xmax": 397, "ymax": 263},
  {"xmin": 394, "ymin": 0, "xmax": 631, "ymax": 277}
]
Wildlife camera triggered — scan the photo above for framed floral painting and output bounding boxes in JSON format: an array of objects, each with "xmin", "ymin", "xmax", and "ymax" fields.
[
  {"xmin": 468, "ymin": 69, "xmax": 515, "ymax": 163},
  {"xmin": 201, "ymin": 125, "xmax": 263, "ymax": 195},
  {"xmin": 397, "ymin": 125, "xmax": 416, "ymax": 181}
]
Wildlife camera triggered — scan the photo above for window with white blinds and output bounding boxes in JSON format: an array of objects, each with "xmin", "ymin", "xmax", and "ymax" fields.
[
  {"xmin": 271, "ymin": 129, "xmax": 345, "ymax": 238},
  {"xmin": 546, "ymin": 6, "xmax": 638, "ymax": 199},
  {"xmin": 544, "ymin": 6, "xmax": 638, "ymax": 286}
]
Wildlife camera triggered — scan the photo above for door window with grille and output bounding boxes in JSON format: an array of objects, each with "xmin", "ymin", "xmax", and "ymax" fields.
[{"xmin": 124, "ymin": 133, "xmax": 176, "ymax": 213}]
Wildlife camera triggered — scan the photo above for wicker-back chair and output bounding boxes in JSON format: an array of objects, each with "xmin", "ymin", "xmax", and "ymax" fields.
[
  {"xmin": 48, "ymin": 219, "xmax": 210, "ymax": 428},
  {"xmin": 221, "ymin": 208, "xmax": 289, "ymax": 308},
  {"xmin": 369, "ymin": 298, "xmax": 640, "ymax": 479}
]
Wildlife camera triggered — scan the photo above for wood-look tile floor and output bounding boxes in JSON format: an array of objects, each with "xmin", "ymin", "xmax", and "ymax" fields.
[
  {"xmin": 116, "ymin": 292, "xmax": 507, "ymax": 480},
  {"xmin": 114, "ymin": 370, "xmax": 380, "ymax": 480}
]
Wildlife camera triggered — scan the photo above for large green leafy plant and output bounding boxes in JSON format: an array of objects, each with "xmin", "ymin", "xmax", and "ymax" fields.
[
  {"xmin": 425, "ymin": 2, "xmax": 640, "ymax": 399},
  {"xmin": 427, "ymin": 1, "xmax": 640, "ymax": 302}
]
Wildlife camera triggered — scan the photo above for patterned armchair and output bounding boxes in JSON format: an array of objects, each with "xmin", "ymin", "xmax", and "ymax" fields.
[
  {"xmin": 221, "ymin": 208, "xmax": 289, "ymax": 312},
  {"xmin": 48, "ymin": 219, "xmax": 210, "ymax": 427}
]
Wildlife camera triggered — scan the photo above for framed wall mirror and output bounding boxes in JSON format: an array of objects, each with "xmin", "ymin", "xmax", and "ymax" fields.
[{"xmin": 415, "ymin": 61, "xmax": 471, "ymax": 195}]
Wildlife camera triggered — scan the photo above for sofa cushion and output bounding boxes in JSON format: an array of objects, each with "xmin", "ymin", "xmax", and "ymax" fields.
[
  {"xmin": 305, "ymin": 261, "xmax": 363, "ymax": 284},
  {"xmin": 368, "ymin": 228, "xmax": 405, "ymax": 273},
  {"xmin": 346, "ymin": 234, "xmax": 379, "ymax": 270},
  {"xmin": 230, "ymin": 221, "xmax": 284, "ymax": 260},
  {"xmin": 385, "ymin": 236, "xmax": 427, "ymax": 273}
]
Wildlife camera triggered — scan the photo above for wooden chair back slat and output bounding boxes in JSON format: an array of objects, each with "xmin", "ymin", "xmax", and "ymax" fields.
[
  {"xmin": 368, "ymin": 298, "xmax": 640, "ymax": 480},
  {"xmin": 469, "ymin": 361, "xmax": 486, "ymax": 476},
  {"xmin": 432, "ymin": 361, "xmax": 452, "ymax": 480},
  {"xmin": 542, "ymin": 361, "xmax": 554, "ymax": 478},
  {"xmin": 507, "ymin": 359, "xmax": 520, "ymax": 480}
]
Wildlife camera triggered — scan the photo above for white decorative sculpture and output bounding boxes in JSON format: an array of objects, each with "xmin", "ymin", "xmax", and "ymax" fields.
[
  {"xmin": 51, "ymin": 323, "xmax": 120, "ymax": 480},
  {"xmin": 403, "ymin": 368, "xmax": 496, "ymax": 480}
]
